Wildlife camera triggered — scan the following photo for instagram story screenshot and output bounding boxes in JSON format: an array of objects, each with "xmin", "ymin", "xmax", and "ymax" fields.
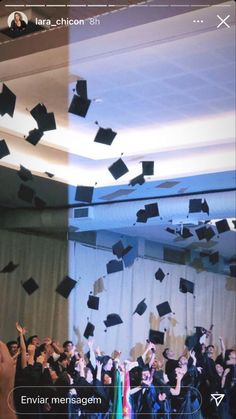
[{"xmin": 0, "ymin": 0, "xmax": 235, "ymax": 418}]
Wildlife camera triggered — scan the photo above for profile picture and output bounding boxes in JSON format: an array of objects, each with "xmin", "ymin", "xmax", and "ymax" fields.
[{"xmin": 8, "ymin": 11, "xmax": 28, "ymax": 32}]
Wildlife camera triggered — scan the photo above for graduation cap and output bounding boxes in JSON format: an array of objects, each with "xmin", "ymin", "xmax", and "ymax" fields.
[
  {"xmin": 229, "ymin": 265, "xmax": 236, "ymax": 277},
  {"xmin": 189, "ymin": 198, "xmax": 209, "ymax": 215},
  {"xmin": 22, "ymin": 277, "xmax": 39, "ymax": 295},
  {"xmin": 112, "ymin": 240, "xmax": 125, "ymax": 259},
  {"xmin": 34, "ymin": 196, "xmax": 46, "ymax": 209},
  {"xmin": 205, "ymin": 227, "xmax": 215, "ymax": 241},
  {"xmin": 145, "ymin": 203, "xmax": 159, "ymax": 218},
  {"xmin": 0, "ymin": 84, "xmax": 16, "ymax": 117},
  {"xmin": 179, "ymin": 278, "xmax": 194, "ymax": 294},
  {"xmin": 94, "ymin": 127, "xmax": 117, "ymax": 146},
  {"xmin": 18, "ymin": 184, "xmax": 35, "ymax": 203},
  {"xmin": 142, "ymin": 161, "xmax": 154, "ymax": 176},
  {"xmin": 195, "ymin": 226, "xmax": 207, "ymax": 240},
  {"xmin": 18, "ymin": 165, "xmax": 33, "ymax": 182},
  {"xmin": 0, "ymin": 261, "xmax": 19, "ymax": 273},
  {"xmin": 149, "ymin": 330, "xmax": 164, "ymax": 345},
  {"xmin": 68, "ymin": 95, "xmax": 91, "ymax": 118},
  {"xmin": 25, "ymin": 128, "xmax": 44, "ymax": 146},
  {"xmin": 136, "ymin": 209, "xmax": 148, "ymax": 223},
  {"xmin": 133, "ymin": 298, "xmax": 147, "ymax": 316},
  {"xmin": 75, "ymin": 80, "xmax": 88, "ymax": 99},
  {"xmin": 129, "ymin": 174, "xmax": 145, "ymax": 186},
  {"xmin": 156, "ymin": 301, "xmax": 172, "ymax": 317},
  {"xmin": 108, "ymin": 158, "xmax": 129, "ymax": 180},
  {"xmin": 83, "ymin": 322, "xmax": 95, "ymax": 339},
  {"xmin": 155, "ymin": 268, "xmax": 165, "ymax": 283},
  {"xmin": 215, "ymin": 219, "xmax": 230, "ymax": 234},
  {"xmin": 30, "ymin": 103, "xmax": 56, "ymax": 131},
  {"xmin": 75, "ymin": 185, "xmax": 94, "ymax": 203},
  {"xmin": 104, "ymin": 313, "xmax": 123, "ymax": 328},
  {"xmin": 56, "ymin": 276, "xmax": 77, "ymax": 299},
  {"xmin": 45, "ymin": 172, "xmax": 54, "ymax": 178},
  {"xmin": 179, "ymin": 227, "xmax": 193, "ymax": 239},
  {"xmin": 0, "ymin": 139, "xmax": 10, "ymax": 159},
  {"xmin": 185, "ymin": 334, "xmax": 198, "ymax": 351},
  {"xmin": 166, "ymin": 227, "xmax": 176, "ymax": 235},
  {"xmin": 106, "ymin": 259, "xmax": 123, "ymax": 274},
  {"xmin": 87, "ymin": 295, "xmax": 99, "ymax": 310},
  {"xmin": 209, "ymin": 252, "xmax": 219, "ymax": 265}
]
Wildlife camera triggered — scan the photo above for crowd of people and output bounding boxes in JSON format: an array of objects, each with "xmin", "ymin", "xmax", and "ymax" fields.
[{"xmin": 0, "ymin": 323, "xmax": 235, "ymax": 419}]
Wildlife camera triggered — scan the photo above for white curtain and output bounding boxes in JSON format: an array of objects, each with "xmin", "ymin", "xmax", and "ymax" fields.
[
  {"xmin": 0, "ymin": 229, "xmax": 68, "ymax": 344},
  {"xmin": 69, "ymin": 241, "xmax": 236, "ymax": 359}
]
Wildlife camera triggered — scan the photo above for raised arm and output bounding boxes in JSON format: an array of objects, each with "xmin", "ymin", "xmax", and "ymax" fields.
[
  {"xmin": 0, "ymin": 341, "xmax": 17, "ymax": 419},
  {"xmin": 15, "ymin": 322, "xmax": 27, "ymax": 369},
  {"xmin": 170, "ymin": 370, "xmax": 183, "ymax": 396},
  {"xmin": 219, "ymin": 337, "xmax": 226, "ymax": 359}
]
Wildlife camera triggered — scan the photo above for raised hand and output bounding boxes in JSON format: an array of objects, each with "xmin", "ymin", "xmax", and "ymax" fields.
[{"xmin": 15, "ymin": 322, "xmax": 27, "ymax": 335}]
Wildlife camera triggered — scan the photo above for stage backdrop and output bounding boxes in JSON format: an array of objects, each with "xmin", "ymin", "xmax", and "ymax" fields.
[
  {"xmin": 0, "ymin": 230, "xmax": 235, "ymax": 359},
  {"xmin": 69, "ymin": 241, "xmax": 236, "ymax": 359}
]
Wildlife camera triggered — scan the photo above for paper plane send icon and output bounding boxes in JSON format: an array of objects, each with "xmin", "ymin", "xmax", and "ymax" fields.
[{"xmin": 210, "ymin": 393, "xmax": 225, "ymax": 407}]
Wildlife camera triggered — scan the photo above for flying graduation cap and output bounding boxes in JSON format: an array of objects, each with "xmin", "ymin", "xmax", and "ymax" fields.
[
  {"xmin": 17, "ymin": 184, "xmax": 35, "ymax": 203},
  {"xmin": 136, "ymin": 203, "xmax": 159, "ymax": 223},
  {"xmin": 0, "ymin": 139, "xmax": 10, "ymax": 159},
  {"xmin": 83, "ymin": 322, "xmax": 95, "ymax": 339},
  {"xmin": 108, "ymin": 158, "xmax": 129, "ymax": 180},
  {"xmin": 142, "ymin": 161, "xmax": 154, "ymax": 176},
  {"xmin": 189, "ymin": 198, "xmax": 209, "ymax": 216},
  {"xmin": 155, "ymin": 268, "xmax": 166, "ymax": 282},
  {"xmin": 56, "ymin": 276, "xmax": 77, "ymax": 299},
  {"xmin": 87, "ymin": 295, "xmax": 99, "ymax": 310},
  {"xmin": 104, "ymin": 313, "xmax": 123, "ymax": 328},
  {"xmin": 133, "ymin": 298, "xmax": 147, "ymax": 316},
  {"xmin": 22, "ymin": 277, "xmax": 39, "ymax": 295},
  {"xmin": 25, "ymin": 128, "xmax": 44, "ymax": 146},
  {"xmin": 94, "ymin": 127, "xmax": 117, "ymax": 146},
  {"xmin": 149, "ymin": 329, "xmax": 164, "ymax": 345},
  {"xmin": 17, "ymin": 165, "xmax": 33, "ymax": 182},
  {"xmin": 30, "ymin": 103, "xmax": 56, "ymax": 132},
  {"xmin": 106, "ymin": 259, "xmax": 123, "ymax": 274},
  {"xmin": 0, "ymin": 261, "xmax": 19, "ymax": 273},
  {"xmin": 156, "ymin": 301, "xmax": 172, "ymax": 317},
  {"xmin": 75, "ymin": 185, "xmax": 94, "ymax": 203},
  {"xmin": 129, "ymin": 174, "xmax": 145, "ymax": 186},
  {"xmin": 0, "ymin": 84, "xmax": 16, "ymax": 117},
  {"xmin": 215, "ymin": 219, "xmax": 230, "ymax": 234},
  {"xmin": 69, "ymin": 80, "xmax": 91, "ymax": 118},
  {"xmin": 179, "ymin": 278, "xmax": 194, "ymax": 294}
]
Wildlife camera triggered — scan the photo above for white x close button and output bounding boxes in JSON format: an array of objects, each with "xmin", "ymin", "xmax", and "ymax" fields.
[{"xmin": 217, "ymin": 15, "xmax": 230, "ymax": 28}]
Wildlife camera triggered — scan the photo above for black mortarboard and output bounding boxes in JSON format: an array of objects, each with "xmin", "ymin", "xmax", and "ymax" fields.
[
  {"xmin": 195, "ymin": 226, "xmax": 207, "ymax": 240},
  {"xmin": 201, "ymin": 199, "xmax": 209, "ymax": 215},
  {"xmin": 0, "ymin": 139, "xmax": 10, "ymax": 159},
  {"xmin": 229, "ymin": 265, "xmax": 236, "ymax": 277},
  {"xmin": 142, "ymin": 161, "xmax": 154, "ymax": 176},
  {"xmin": 68, "ymin": 95, "xmax": 91, "ymax": 118},
  {"xmin": 129, "ymin": 174, "xmax": 145, "ymax": 186},
  {"xmin": 166, "ymin": 227, "xmax": 176, "ymax": 235},
  {"xmin": 22, "ymin": 277, "xmax": 39, "ymax": 295},
  {"xmin": 18, "ymin": 184, "xmax": 35, "ymax": 203},
  {"xmin": 185, "ymin": 334, "xmax": 198, "ymax": 350},
  {"xmin": 0, "ymin": 261, "xmax": 19, "ymax": 273},
  {"xmin": 136, "ymin": 209, "xmax": 148, "ymax": 223},
  {"xmin": 75, "ymin": 80, "xmax": 88, "ymax": 99},
  {"xmin": 25, "ymin": 128, "xmax": 44, "ymax": 146},
  {"xmin": 18, "ymin": 165, "xmax": 33, "ymax": 182},
  {"xmin": 180, "ymin": 227, "xmax": 193, "ymax": 239},
  {"xmin": 0, "ymin": 84, "xmax": 16, "ymax": 117},
  {"xmin": 38, "ymin": 112, "xmax": 56, "ymax": 132},
  {"xmin": 30, "ymin": 103, "xmax": 47, "ymax": 122},
  {"xmin": 56, "ymin": 276, "xmax": 77, "ymax": 299},
  {"xmin": 34, "ymin": 196, "xmax": 46, "ymax": 209},
  {"xmin": 215, "ymin": 219, "xmax": 230, "ymax": 234},
  {"xmin": 156, "ymin": 301, "xmax": 172, "ymax": 317},
  {"xmin": 155, "ymin": 268, "xmax": 165, "ymax": 282},
  {"xmin": 179, "ymin": 278, "xmax": 194, "ymax": 294},
  {"xmin": 94, "ymin": 127, "xmax": 117, "ymax": 146},
  {"xmin": 145, "ymin": 203, "xmax": 159, "ymax": 218},
  {"xmin": 209, "ymin": 252, "xmax": 219, "ymax": 265},
  {"xmin": 104, "ymin": 313, "xmax": 123, "ymax": 328},
  {"xmin": 189, "ymin": 199, "xmax": 202, "ymax": 213},
  {"xmin": 149, "ymin": 330, "xmax": 164, "ymax": 345},
  {"xmin": 106, "ymin": 259, "xmax": 123, "ymax": 274},
  {"xmin": 108, "ymin": 158, "xmax": 129, "ymax": 180},
  {"xmin": 45, "ymin": 172, "xmax": 54, "ymax": 178},
  {"xmin": 205, "ymin": 227, "xmax": 215, "ymax": 241},
  {"xmin": 232, "ymin": 220, "xmax": 236, "ymax": 229},
  {"xmin": 83, "ymin": 322, "xmax": 95, "ymax": 339},
  {"xmin": 133, "ymin": 298, "xmax": 147, "ymax": 316},
  {"xmin": 112, "ymin": 240, "xmax": 124, "ymax": 259},
  {"xmin": 75, "ymin": 185, "xmax": 94, "ymax": 203},
  {"xmin": 87, "ymin": 295, "xmax": 99, "ymax": 310}
]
